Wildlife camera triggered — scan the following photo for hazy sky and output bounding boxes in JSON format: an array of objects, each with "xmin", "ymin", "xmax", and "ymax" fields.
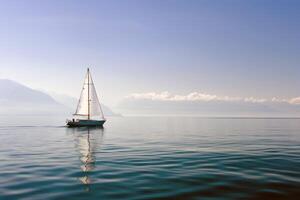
[{"xmin": 0, "ymin": 0, "xmax": 299, "ymax": 107}]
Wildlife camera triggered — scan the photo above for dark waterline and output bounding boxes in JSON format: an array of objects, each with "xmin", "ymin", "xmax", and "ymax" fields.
[{"xmin": 0, "ymin": 117, "xmax": 300, "ymax": 199}]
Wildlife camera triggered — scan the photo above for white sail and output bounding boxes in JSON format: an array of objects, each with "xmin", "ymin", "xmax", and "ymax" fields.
[{"xmin": 74, "ymin": 69, "xmax": 105, "ymax": 120}]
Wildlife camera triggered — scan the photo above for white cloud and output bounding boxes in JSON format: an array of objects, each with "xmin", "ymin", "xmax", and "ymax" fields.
[
  {"xmin": 271, "ymin": 97, "xmax": 288, "ymax": 103},
  {"xmin": 126, "ymin": 91, "xmax": 300, "ymax": 105},
  {"xmin": 289, "ymin": 97, "xmax": 300, "ymax": 105},
  {"xmin": 244, "ymin": 97, "xmax": 267, "ymax": 103},
  {"xmin": 126, "ymin": 91, "xmax": 241, "ymax": 102}
]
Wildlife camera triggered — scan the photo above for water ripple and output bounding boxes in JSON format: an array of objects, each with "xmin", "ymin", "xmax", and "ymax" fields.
[{"xmin": 0, "ymin": 117, "xmax": 300, "ymax": 199}]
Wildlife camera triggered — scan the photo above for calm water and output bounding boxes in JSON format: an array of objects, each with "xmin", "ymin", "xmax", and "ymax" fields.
[{"xmin": 0, "ymin": 117, "xmax": 300, "ymax": 199}]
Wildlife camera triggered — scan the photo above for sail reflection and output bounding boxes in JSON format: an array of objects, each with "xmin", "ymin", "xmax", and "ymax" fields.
[{"xmin": 67, "ymin": 127, "xmax": 104, "ymax": 187}]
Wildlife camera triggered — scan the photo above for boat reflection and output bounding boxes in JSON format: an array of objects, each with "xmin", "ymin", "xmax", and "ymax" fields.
[{"xmin": 67, "ymin": 127, "xmax": 104, "ymax": 188}]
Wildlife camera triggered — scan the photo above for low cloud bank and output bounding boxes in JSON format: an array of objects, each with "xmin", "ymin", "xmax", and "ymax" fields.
[
  {"xmin": 289, "ymin": 97, "xmax": 300, "ymax": 105},
  {"xmin": 126, "ymin": 91, "xmax": 299, "ymax": 105},
  {"xmin": 118, "ymin": 92, "xmax": 300, "ymax": 117}
]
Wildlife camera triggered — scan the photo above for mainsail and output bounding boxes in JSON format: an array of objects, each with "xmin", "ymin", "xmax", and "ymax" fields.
[{"xmin": 74, "ymin": 68, "xmax": 105, "ymax": 120}]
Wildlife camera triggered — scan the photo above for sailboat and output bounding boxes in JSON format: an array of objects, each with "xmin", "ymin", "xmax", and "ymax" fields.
[{"xmin": 67, "ymin": 68, "xmax": 106, "ymax": 127}]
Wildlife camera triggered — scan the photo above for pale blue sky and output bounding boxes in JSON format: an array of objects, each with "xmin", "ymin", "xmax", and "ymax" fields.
[{"xmin": 0, "ymin": 0, "xmax": 299, "ymax": 107}]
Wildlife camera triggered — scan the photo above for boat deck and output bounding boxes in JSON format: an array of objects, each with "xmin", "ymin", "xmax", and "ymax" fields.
[{"xmin": 67, "ymin": 119, "xmax": 106, "ymax": 127}]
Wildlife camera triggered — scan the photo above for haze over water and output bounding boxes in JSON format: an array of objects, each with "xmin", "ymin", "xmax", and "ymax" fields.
[
  {"xmin": 1, "ymin": 1, "xmax": 300, "ymax": 199},
  {"xmin": 0, "ymin": 116, "xmax": 299, "ymax": 199}
]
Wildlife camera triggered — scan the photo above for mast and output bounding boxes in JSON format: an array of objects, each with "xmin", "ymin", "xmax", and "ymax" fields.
[
  {"xmin": 74, "ymin": 67, "xmax": 104, "ymax": 120},
  {"xmin": 87, "ymin": 68, "xmax": 90, "ymax": 120}
]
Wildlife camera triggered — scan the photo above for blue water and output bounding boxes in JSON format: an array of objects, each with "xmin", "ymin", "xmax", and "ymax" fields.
[{"xmin": 0, "ymin": 117, "xmax": 300, "ymax": 199}]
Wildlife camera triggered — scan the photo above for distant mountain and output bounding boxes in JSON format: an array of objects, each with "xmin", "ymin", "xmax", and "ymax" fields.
[
  {"xmin": 0, "ymin": 79, "xmax": 68, "ymax": 115},
  {"xmin": 0, "ymin": 79, "xmax": 120, "ymax": 116},
  {"xmin": 0, "ymin": 79, "xmax": 59, "ymax": 105}
]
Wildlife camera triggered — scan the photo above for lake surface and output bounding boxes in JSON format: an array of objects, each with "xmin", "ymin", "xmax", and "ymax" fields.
[{"xmin": 0, "ymin": 117, "xmax": 300, "ymax": 199}]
